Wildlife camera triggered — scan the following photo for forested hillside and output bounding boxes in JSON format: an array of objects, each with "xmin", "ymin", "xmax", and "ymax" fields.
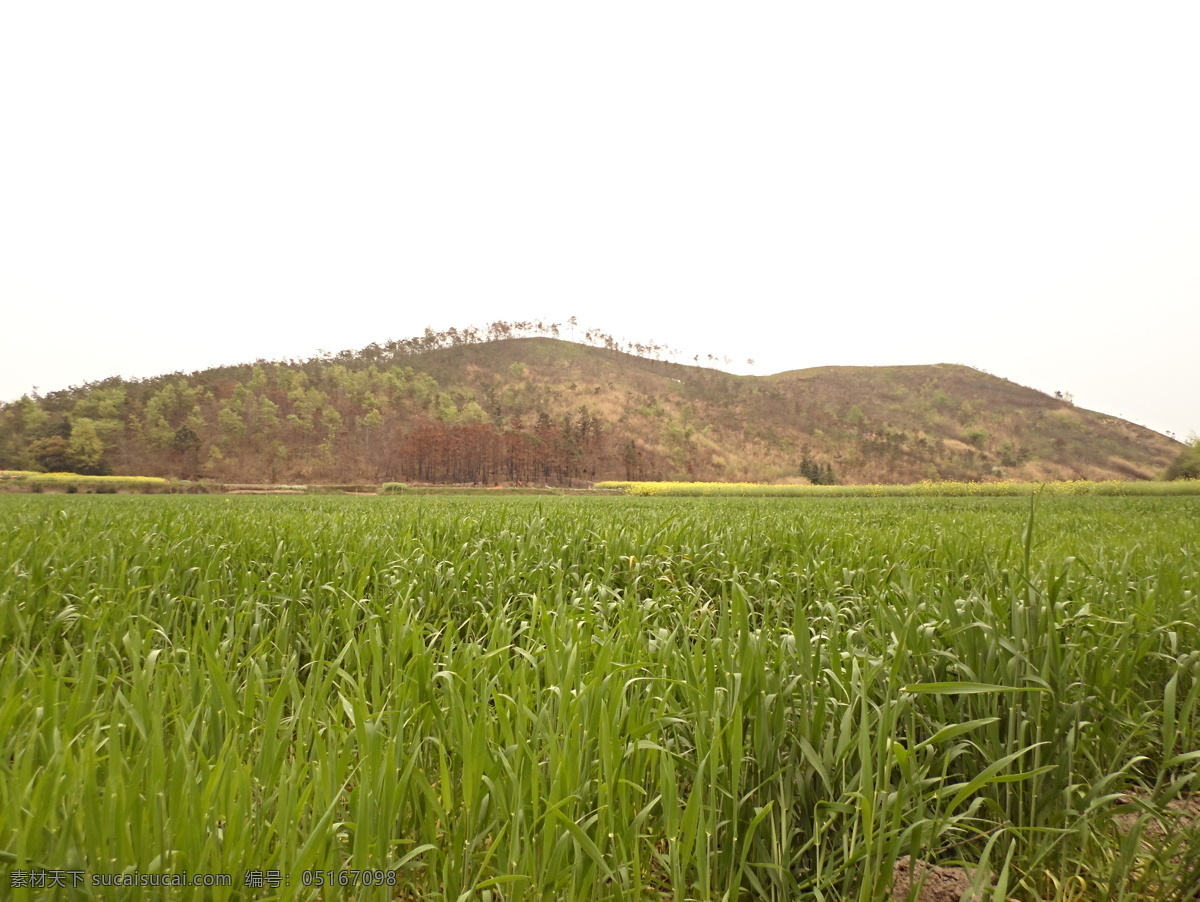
[{"xmin": 0, "ymin": 323, "xmax": 1182, "ymax": 485}]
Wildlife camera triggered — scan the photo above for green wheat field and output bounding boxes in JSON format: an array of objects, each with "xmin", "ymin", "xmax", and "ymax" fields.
[{"xmin": 2, "ymin": 495, "xmax": 1198, "ymax": 900}]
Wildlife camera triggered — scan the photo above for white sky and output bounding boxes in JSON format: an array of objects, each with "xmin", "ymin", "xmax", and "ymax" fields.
[{"xmin": 2, "ymin": 4, "xmax": 1198, "ymax": 440}]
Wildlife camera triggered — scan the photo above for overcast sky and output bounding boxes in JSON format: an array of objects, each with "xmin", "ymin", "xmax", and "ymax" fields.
[{"xmin": 2, "ymin": 4, "xmax": 1197, "ymax": 440}]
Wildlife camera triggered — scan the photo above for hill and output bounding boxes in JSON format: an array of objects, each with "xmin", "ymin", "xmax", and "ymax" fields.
[{"xmin": 0, "ymin": 331, "xmax": 1182, "ymax": 485}]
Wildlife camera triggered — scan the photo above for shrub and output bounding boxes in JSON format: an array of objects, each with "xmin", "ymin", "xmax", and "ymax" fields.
[
  {"xmin": 965, "ymin": 428, "xmax": 989, "ymax": 448},
  {"xmin": 29, "ymin": 436, "xmax": 72, "ymax": 472},
  {"xmin": 1164, "ymin": 438, "xmax": 1200, "ymax": 481},
  {"xmin": 380, "ymin": 482, "xmax": 408, "ymax": 494}
]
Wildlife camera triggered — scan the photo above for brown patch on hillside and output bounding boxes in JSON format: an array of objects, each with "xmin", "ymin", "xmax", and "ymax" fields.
[
  {"xmin": 1106, "ymin": 457, "xmax": 1155, "ymax": 480},
  {"xmin": 1020, "ymin": 460, "xmax": 1076, "ymax": 482}
]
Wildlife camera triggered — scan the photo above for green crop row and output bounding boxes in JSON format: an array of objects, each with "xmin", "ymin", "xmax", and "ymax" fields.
[{"xmin": 1, "ymin": 495, "xmax": 1197, "ymax": 900}]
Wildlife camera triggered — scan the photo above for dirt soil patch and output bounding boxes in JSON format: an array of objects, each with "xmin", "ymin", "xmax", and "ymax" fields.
[
  {"xmin": 891, "ymin": 856, "xmax": 984, "ymax": 902},
  {"xmin": 1114, "ymin": 791, "xmax": 1200, "ymax": 839}
]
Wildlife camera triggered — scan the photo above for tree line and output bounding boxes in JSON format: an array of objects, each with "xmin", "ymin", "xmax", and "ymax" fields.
[
  {"xmin": 0, "ymin": 358, "xmax": 657, "ymax": 484},
  {"xmin": 0, "ymin": 323, "xmax": 848, "ymax": 485}
]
